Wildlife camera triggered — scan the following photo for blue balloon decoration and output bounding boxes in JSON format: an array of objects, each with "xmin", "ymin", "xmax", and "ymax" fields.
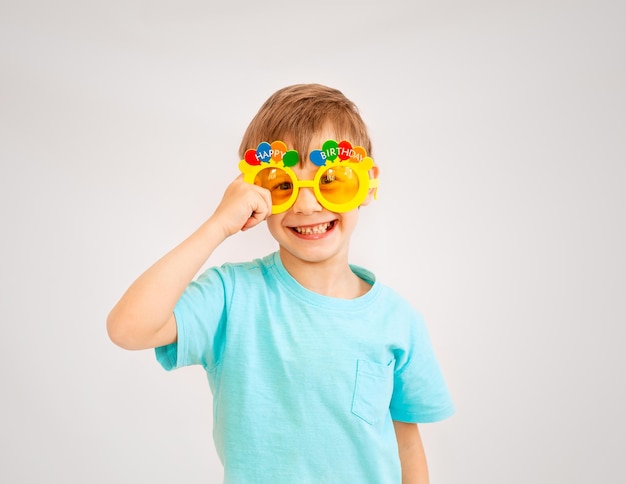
[
  {"xmin": 310, "ymin": 149, "xmax": 326, "ymax": 166},
  {"xmin": 256, "ymin": 142, "xmax": 272, "ymax": 163}
]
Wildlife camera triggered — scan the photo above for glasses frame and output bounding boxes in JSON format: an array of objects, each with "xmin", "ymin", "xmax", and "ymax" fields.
[{"xmin": 238, "ymin": 158, "xmax": 379, "ymax": 214}]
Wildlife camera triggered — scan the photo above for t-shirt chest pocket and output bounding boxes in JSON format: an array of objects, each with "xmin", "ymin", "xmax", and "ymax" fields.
[{"xmin": 351, "ymin": 359, "xmax": 395, "ymax": 425}]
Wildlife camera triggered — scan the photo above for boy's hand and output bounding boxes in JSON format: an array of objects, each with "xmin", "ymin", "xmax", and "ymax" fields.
[{"xmin": 212, "ymin": 175, "xmax": 272, "ymax": 237}]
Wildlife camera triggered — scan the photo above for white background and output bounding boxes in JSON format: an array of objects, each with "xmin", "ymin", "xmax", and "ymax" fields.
[{"xmin": 1, "ymin": 1, "xmax": 624, "ymax": 482}]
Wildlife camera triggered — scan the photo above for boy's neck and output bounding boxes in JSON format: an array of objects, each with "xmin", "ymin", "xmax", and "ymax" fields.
[{"xmin": 278, "ymin": 248, "xmax": 371, "ymax": 299}]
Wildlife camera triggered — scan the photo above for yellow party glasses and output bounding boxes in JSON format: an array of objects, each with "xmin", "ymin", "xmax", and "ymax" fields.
[{"xmin": 239, "ymin": 140, "xmax": 379, "ymax": 214}]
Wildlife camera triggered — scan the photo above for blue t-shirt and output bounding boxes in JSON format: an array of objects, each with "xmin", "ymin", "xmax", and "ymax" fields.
[{"xmin": 156, "ymin": 252, "xmax": 454, "ymax": 483}]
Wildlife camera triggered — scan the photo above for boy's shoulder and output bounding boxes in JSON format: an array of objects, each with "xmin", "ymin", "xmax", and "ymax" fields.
[
  {"xmin": 204, "ymin": 252, "xmax": 277, "ymax": 277},
  {"xmin": 350, "ymin": 263, "xmax": 416, "ymax": 304},
  {"xmin": 205, "ymin": 254, "xmax": 423, "ymax": 317}
]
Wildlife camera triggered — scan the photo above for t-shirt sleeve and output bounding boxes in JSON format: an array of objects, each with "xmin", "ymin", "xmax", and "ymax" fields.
[
  {"xmin": 155, "ymin": 266, "xmax": 230, "ymax": 371},
  {"xmin": 390, "ymin": 311, "xmax": 455, "ymax": 423}
]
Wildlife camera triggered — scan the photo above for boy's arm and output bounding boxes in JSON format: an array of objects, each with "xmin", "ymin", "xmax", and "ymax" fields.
[
  {"xmin": 393, "ymin": 421, "xmax": 429, "ymax": 484},
  {"xmin": 106, "ymin": 176, "xmax": 271, "ymax": 350}
]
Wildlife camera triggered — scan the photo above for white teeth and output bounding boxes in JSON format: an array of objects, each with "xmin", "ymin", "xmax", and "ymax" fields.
[{"xmin": 293, "ymin": 222, "xmax": 332, "ymax": 235}]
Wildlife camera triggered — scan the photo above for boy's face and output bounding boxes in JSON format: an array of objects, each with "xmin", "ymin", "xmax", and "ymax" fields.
[{"xmin": 265, "ymin": 129, "xmax": 377, "ymax": 265}]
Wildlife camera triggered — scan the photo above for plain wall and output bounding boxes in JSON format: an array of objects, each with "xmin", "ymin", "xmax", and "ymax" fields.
[{"xmin": 1, "ymin": 1, "xmax": 624, "ymax": 482}]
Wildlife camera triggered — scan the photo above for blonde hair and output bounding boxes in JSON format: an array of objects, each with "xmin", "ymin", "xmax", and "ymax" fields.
[{"xmin": 239, "ymin": 84, "xmax": 372, "ymax": 162}]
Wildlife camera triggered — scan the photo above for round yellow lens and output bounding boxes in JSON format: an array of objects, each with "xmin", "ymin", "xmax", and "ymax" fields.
[
  {"xmin": 318, "ymin": 166, "xmax": 360, "ymax": 204},
  {"xmin": 254, "ymin": 167, "xmax": 294, "ymax": 206}
]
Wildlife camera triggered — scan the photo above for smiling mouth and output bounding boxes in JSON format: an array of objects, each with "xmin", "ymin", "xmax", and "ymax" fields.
[{"xmin": 291, "ymin": 220, "xmax": 336, "ymax": 235}]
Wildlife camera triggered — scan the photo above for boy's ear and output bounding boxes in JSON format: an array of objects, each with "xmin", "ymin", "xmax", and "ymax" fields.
[{"xmin": 360, "ymin": 165, "xmax": 380, "ymax": 207}]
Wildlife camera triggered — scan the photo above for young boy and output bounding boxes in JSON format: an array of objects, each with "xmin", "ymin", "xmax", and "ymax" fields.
[{"xmin": 107, "ymin": 84, "xmax": 454, "ymax": 483}]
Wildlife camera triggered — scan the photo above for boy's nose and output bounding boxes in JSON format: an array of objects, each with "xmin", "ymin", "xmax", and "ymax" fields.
[{"xmin": 292, "ymin": 187, "xmax": 322, "ymax": 214}]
